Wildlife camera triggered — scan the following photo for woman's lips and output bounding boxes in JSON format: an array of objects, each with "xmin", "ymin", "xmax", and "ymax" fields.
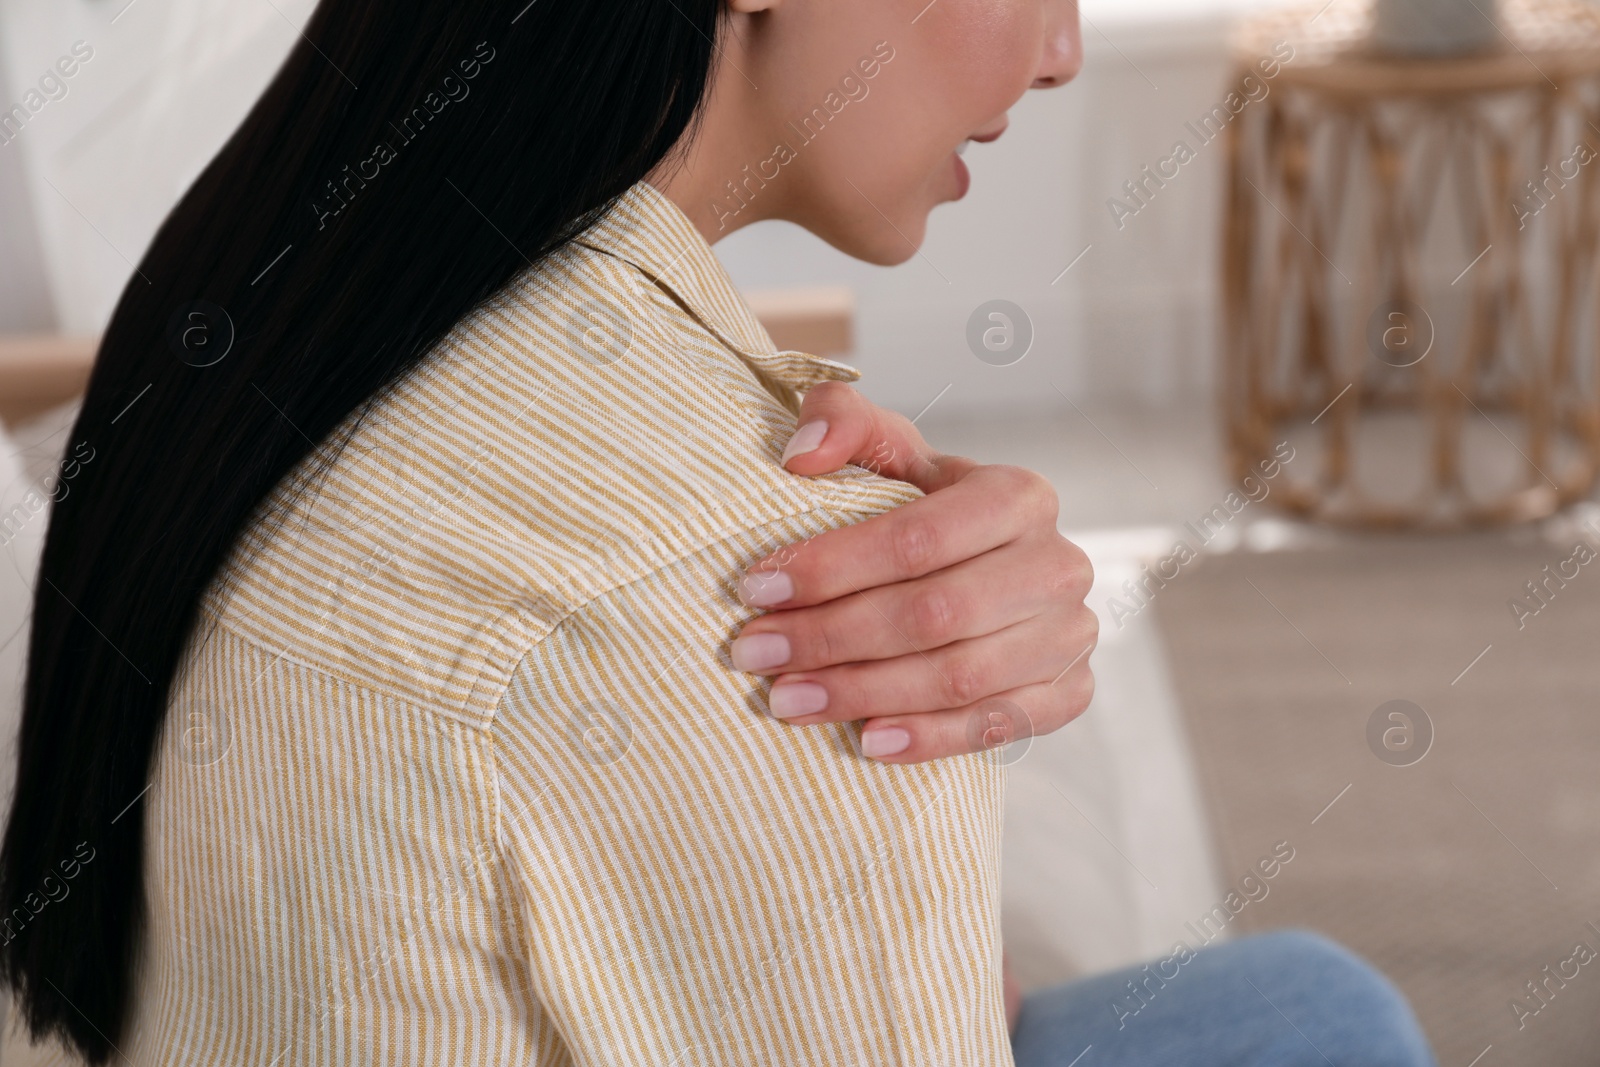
[
  {"xmin": 950, "ymin": 125, "xmax": 1003, "ymax": 199},
  {"xmin": 968, "ymin": 120, "xmax": 1009, "ymax": 145}
]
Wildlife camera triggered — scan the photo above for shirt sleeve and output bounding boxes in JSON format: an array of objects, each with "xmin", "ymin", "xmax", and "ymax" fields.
[{"xmin": 490, "ymin": 504, "xmax": 1013, "ymax": 1067}]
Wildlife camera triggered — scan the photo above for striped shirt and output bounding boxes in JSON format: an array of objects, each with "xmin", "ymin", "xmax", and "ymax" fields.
[{"xmin": 109, "ymin": 180, "xmax": 1010, "ymax": 1065}]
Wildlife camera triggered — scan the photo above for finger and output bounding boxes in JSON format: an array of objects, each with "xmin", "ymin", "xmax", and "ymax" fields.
[
  {"xmin": 858, "ymin": 669, "xmax": 1097, "ymax": 764},
  {"xmin": 780, "ymin": 380, "xmax": 979, "ymax": 493},
  {"xmin": 733, "ymin": 536, "xmax": 1076, "ymax": 673},
  {"xmin": 739, "ymin": 465, "xmax": 1065, "ymax": 610},
  {"xmin": 764, "ymin": 608, "xmax": 1094, "ymax": 723}
]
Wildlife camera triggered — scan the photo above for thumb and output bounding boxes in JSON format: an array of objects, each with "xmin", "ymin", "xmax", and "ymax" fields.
[{"xmin": 780, "ymin": 380, "xmax": 977, "ymax": 494}]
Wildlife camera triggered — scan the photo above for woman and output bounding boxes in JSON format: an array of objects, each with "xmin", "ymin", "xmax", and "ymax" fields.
[{"xmin": 0, "ymin": 0, "xmax": 1436, "ymax": 1064}]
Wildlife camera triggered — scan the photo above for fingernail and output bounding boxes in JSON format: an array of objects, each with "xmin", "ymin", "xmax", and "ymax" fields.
[
  {"xmin": 781, "ymin": 420, "xmax": 829, "ymax": 465},
  {"xmin": 730, "ymin": 633, "xmax": 791, "ymax": 672},
  {"xmin": 769, "ymin": 681, "xmax": 828, "ymax": 719},
  {"xmin": 739, "ymin": 569, "xmax": 794, "ymax": 607},
  {"xmin": 861, "ymin": 727, "xmax": 910, "ymax": 758}
]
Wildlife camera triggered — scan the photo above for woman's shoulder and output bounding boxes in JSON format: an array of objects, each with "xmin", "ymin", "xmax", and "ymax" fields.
[{"xmin": 199, "ymin": 208, "xmax": 916, "ymax": 728}]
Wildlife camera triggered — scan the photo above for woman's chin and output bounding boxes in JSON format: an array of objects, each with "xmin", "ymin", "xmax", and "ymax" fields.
[
  {"xmin": 806, "ymin": 186, "xmax": 938, "ymax": 265},
  {"xmin": 854, "ymin": 237, "xmax": 925, "ymax": 267},
  {"xmin": 832, "ymin": 214, "xmax": 931, "ymax": 266},
  {"xmin": 865, "ymin": 219, "xmax": 932, "ymax": 265}
]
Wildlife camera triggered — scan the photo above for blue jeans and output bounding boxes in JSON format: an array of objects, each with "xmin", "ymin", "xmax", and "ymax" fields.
[{"xmin": 1011, "ymin": 930, "xmax": 1437, "ymax": 1067}]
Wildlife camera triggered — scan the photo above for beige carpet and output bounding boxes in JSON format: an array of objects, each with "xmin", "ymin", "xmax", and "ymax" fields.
[{"xmin": 1154, "ymin": 530, "xmax": 1600, "ymax": 1067}]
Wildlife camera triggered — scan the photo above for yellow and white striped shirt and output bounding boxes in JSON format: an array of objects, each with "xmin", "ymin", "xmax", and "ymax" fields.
[{"xmin": 119, "ymin": 180, "xmax": 1009, "ymax": 1066}]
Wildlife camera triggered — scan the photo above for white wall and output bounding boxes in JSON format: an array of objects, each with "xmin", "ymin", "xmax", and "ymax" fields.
[
  {"xmin": 0, "ymin": 37, "xmax": 56, "ymax": 332},
  {"xmin": 0, "ymin": 0, "xmax": 1294, "ymax": 413},
  {"xmin": 0, "ymin": 0, "xmax": 317, "ymax": 332}
]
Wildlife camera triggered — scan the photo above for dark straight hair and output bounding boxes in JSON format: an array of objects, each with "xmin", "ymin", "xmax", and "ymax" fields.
[{"xmin": 0, "ymin": 0, "xmax": 721, "ymax": 1059}]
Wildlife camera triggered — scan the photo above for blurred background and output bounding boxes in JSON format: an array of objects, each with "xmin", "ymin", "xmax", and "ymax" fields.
[{"xmin": 5, "ymin": 0, "xmax": 1600, "ymax": 1063}]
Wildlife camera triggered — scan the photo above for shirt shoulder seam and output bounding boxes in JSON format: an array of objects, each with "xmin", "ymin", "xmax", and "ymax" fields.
[
  {"xmin": 488, "ymin": 487, "xmax": 918, "ymax": 717},
  {"xmin": 204, "ymin": 481, "xmax": 916, "ymax": 735}
]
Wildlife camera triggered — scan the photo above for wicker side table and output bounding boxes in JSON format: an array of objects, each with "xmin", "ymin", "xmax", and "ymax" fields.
[{"xmin": 1223, "ymin": 0, "xmax": 1600, "ymax": 527}]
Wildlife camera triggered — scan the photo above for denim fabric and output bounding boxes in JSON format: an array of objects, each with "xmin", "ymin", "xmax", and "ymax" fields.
[{"xmin": 1012, "ymin": 930, "xmax": 1437, "ymax": 1067}]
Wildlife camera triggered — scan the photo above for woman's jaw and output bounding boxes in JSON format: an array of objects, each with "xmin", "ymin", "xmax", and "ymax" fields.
[{"xmin": 653, "ymin": 0, "xmax": 1079, "ymax": 264}]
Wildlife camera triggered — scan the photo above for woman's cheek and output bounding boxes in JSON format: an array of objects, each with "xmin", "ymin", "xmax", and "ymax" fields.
[
  {"xmin": 831, "ymin": 79, "xmax": 937, "ymax": 183},
  {"xmin": 952, "ymin": 0, "xmax": 1047, "ymax": 108}
]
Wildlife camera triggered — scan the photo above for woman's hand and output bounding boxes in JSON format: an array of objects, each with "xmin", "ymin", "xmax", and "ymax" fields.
[{"xmin": 730, "ymin": 382, "xmax": 1097, "ymax": 763}]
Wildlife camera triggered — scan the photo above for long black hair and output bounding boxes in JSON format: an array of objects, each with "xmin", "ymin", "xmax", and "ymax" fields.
[{"xmin": 0, "ymin": 1, "xmax": 721, "ymax": 1059}]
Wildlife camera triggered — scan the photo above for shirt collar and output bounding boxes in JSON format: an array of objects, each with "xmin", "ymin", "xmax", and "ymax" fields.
[{"xmin": 574, "ymin": 181, "xmax": 864, "ymax": 395}]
